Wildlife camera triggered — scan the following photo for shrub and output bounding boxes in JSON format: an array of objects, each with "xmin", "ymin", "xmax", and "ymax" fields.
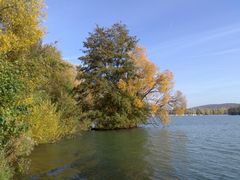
[
  {"xmin": 0, "ymin": 60, "xmax": 23, "ymax": 109},
  {"xmin": 4, "ymin": 135, "xmax": 34, "ymax": 174},
  {"xmin": 26, "ymin": 99, "xmax": 62, "ymax": 144},
  {"xmin": 0, "ymin": 151, "xmax": 13, "ymax": 180}
]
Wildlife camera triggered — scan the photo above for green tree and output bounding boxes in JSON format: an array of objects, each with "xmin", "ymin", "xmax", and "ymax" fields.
[
  {"xmin": 75, "ymin": 23, "xmax": 149, "ymax": 129},
  {"xmin": 21, "ymin": 42, "xmax": 81, "ymax": 139},
  {"xmin": 228, "ymin": 106, "xmax": 240, "ymax": 115}
]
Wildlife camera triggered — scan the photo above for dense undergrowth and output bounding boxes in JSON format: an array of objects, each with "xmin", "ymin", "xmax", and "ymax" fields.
[{"xmin": 0, "ymin": 43, "xmax": 84, "ymax": 178}]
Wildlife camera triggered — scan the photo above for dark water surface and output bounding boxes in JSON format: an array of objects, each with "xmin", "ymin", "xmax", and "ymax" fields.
[{"xmin": 24, "ymin": 116, "xmax": 240, "ymax": 179}]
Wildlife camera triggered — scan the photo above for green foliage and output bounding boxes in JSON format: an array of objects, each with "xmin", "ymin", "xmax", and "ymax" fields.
[
  {"xmin": 0, "ymin": 58, "xmax": 29, "ymax": 149},
  {"xmin": 1, "ymin": 0, "xmax": 186, "ymax": 174},
  {"xmin": 75, "ymin": 23, "xmax": 149, "ymax": 129},
  {"xmin": 75, "ymin": 23, "xmax": 186, "ymax": 128},
  {"xmin": 4, "ymin": 134, "xmax": 34, "ymax": 174},
  {"xmin": 57, "ymin": 92, "xmax": 84, "ymax": 135},
  {"xmin": 0, "ymin": 60, "xmax": 23, "ymax": 110},
  {"xmin": 0, "ymin": 116, "xmax": 27, "ymax": 148},
  {"xmin": 23, "ymin": 42, "xmax": 81, "ymax": 136},
  {"xmin": 0, "ymin": 57, "xmax": 34, "ymax": 177},
  {"xmin": 0, "ymin": 0, "xmax": 81, "ymax": 177},
  {"xmin": 26, "ymin": 98, "xmax": 61, "ymax": 144},
  {"xmin": 187, "ymin": 108, "xmax": 227, "ymax": 115},
  {"xmin": 0, "ymin": 36, "xmax": 79, "ymax": 178},
  {"xmin": 0, "ymin": 41, "xmax": 81, "ymax": 177},
  {"xmin": 14, "ymin": 42, "xmax": 81, "ymax": 142},
  {"xmin": 228, "ymin": 106, "xmax": 240, "ymax": 115},
  {"xmin": 0, "ymin": 151, "xmax": 13, "ymax": 180}
]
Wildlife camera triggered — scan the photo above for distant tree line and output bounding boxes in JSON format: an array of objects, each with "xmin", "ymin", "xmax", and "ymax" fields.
[
  {"xmin": 186, "ymin": 107, "xmax": 240, "ymax": 115},
  {"xmin": 228, "ymin": 106, "xmax": 240, "ymax": 115},
  {"xmin": 186, "ymin": 108, "xmax": 227, "ymax": 115}
]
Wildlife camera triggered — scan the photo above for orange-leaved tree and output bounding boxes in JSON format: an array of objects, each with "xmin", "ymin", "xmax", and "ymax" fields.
[{"xmin": 117, "ymin": 46, "xmax": 186, "ymax": 125}]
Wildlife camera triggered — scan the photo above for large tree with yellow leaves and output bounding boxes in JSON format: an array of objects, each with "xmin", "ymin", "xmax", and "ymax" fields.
[{"xmin": 75, "ymin": 23, "xmax": 186, "ymax": 129}]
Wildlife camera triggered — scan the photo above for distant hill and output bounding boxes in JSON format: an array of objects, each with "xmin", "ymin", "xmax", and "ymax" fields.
[{"xmin": 190, "ymin": 103, "xmax": 240, "ymax": 110}]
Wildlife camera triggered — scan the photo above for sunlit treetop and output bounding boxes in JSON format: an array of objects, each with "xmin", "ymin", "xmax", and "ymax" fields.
[{"xmin": 0, "ymin": 0, "xmax": 45, "ymax": 54}]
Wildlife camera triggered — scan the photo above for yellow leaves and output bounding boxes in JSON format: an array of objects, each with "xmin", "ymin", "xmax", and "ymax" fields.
[
  {"xmin": 133, "ymin": 97, "xmax": 144, "ymax": 108},
  {"xmin": 0, "ymin": 0, "xmax": 45, "ymax": 54},
  {"xmin": 150, "ymin": 103, "xmax": 171, "ymax": 126},
  {"xmin": 151, "ymin": 104, "xmax": 158, "ymax": 114},
  {"xmin": 161, "ymin": 94, "xmax": 170, "ymax": 105},
  {"xmin": 130, "ymin": 46, "xmax": 174, "ymax": 103},
  {"xmin": 130, "ymin": 46, "xmax": 157, "ymax": 92},
  {"xmin": 117, "ymin": 79, "xmax": 127, "ymax": 91},
  {"xmin": 16, "ymin": 95, "xmax": 34, "ymax": 110},
  {"xmin": 129, "ymin": 46, "xmax": 187, "ymax": 125},
  {"xmin": 158, "ymin": 70, "xmax": 174, "ymax": 93},
  {"xmin": 174, "ymin": 90, "xmax": 187, "ymax": 115},
  {"xmin": 150, "ymin": 104, "xmax": 171, "ymax": 125},
  {"xmin": 85, "ymin": 92, "xmax": 94, "ymax": 106},
  {"xmin": 26, "ymin": 100, "xmax": 61, "ymax": 144},
  {"xmin": 176, "ymin": 107, "xmax": 186, "ymax": 116},
  {"xmin": 159, "ymin": 110, "xmax": 170, "ymax": 126},
  {"xmin": 117, "ymin": 79, "xmax": 144, "ymax": 108},
  {"xmin": 117, "ymin": 79, "xmax": 140, "ymax": 97},
  {"xmin": 129, "ymin": 46, "xmax": 180, "ymax": 125}
]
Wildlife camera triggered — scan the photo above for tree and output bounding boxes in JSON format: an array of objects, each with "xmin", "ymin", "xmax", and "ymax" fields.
[
  {"xmin": 75, "ymin": 24, "xmax": 186, "ymax": 128},
  {"xmin": 228, "ymin": 106, "xmax": 240, "ymax": 115},
  {"xmin": 75, "ymin": 23, "xmax": 149, "ymax": 129},
  {"xmin": 173, "ymin": 91, "xmax": 187, "ymax": 115},
  {"xmin": 0, "ymin": 0, "xmax": 45, "ymax": 54},
  {"xmin": 128, "ymin": 47, "xmax": 186, "ymax": 124}
]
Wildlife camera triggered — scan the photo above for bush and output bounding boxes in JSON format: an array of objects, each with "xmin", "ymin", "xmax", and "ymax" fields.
[
  {"xmin": 0, "ymin": 58, "xmax": 34, "ymax": 177},
  {"xmin": 0, "ymin": 60, "xmax": 23, "ymax": 108},
  {"xmin": 0, "ymin": 116, "xmax": 28, "ymax": 149},
  {"xmin": 26, "ymin": 99, "xmax": 62, "ymax": 144},
  {"xmin": 0, "ymin": 151, "xmax": 13, "ymax": 180},
  {"xmin": 4, "ymin": 135, "xmax": 34, "ymax": 174},
  {"xmin": 57, "ymin": 93, "xmax": 82, "ymax": 135}
]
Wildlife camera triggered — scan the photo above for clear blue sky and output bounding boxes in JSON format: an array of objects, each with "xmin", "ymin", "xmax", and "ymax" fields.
[{"xmin": 44, "ymin": 0, "xmax": 240, "ymax": 107}]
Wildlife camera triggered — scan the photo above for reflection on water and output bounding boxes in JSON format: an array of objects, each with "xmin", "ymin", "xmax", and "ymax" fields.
[
  {"xmin": 23, "ymin": 116, "xmax": 240, "ymax": 179},
  {"xmin": 146, "ymin": 129, "xmax": 188, "ymax": 179},
  {"xmin": 71, "ymin": 130, "xmax": 152, "ymax": 179}
]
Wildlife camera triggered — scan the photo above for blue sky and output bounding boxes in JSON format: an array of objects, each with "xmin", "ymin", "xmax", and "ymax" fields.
[{"xmin": 44, "ymin": 0, "xmax": 240, "ymax": 107}]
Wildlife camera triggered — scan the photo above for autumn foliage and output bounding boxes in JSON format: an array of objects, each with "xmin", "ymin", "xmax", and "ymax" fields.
[
  {"xmin": 0, "ymin": 0, "xmax": 45, "ymax": 53},
  {"xmin": 0, "ymin": 0, "xmax": 80, "ymax": 177},
  {"xmin": 122, "ymin": 46, "xmax": 186, "ymax": 125},
  {"xmin": 75, "ymin": 24, "xmax": 186, "ymax": 129},
  {"xmin": 0, "ymin": 0, "xmax": 186, "ymax": 176}
]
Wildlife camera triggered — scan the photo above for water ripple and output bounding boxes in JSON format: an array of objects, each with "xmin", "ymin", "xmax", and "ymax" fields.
[{"xmin": 23, "ymin": 116, "xmax": 240, "ymax": 179}]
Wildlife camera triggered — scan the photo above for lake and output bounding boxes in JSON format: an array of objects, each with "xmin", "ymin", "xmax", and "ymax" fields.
[{"xmin": 23, "ymin": 116, "xmax": 240, "ymax": 179}]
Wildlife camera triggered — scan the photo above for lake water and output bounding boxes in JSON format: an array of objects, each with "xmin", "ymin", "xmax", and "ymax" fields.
[{"xmin": 24, "ymin": 116, "xmax": 240, "ymax": 179}]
